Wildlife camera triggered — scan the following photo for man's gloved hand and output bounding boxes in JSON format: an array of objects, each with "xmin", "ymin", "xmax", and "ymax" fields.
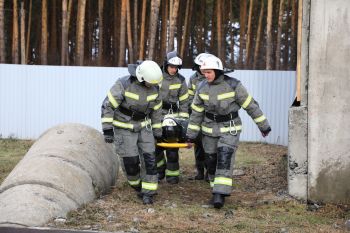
[
  {"xmin": 261, "ymin": 127, "xmax": 271, "ymax": 137},
  {"xmin": 103, "ymin": 129, "xmax": 114, "ymax": 143}
]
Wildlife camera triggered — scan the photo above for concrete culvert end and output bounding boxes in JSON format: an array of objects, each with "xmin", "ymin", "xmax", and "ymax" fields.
[{"xmin": 0, "ymin": 123, "xmax": 119, "ymax": 227}]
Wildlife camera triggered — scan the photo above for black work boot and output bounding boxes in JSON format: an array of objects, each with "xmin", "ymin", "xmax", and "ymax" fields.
[
  {"xmin": 194, "ymin": 167, "xmax": 205, "ymax": 180},
  {"xmin": 213, "ymin": 193, "xmax": 225, "ymax": 209},
  {"xmin": 166, "ymin": 176, "xmax": 179, "ymax": 184},
  {"xmin": 142, "ymin": 194, "xmax": 153, "ymax": 205}
]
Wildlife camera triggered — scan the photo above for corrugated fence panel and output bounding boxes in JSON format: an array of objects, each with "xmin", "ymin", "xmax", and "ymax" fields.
[{"xmin": 0, "ymin": 64, "xmax": 295, "ymax": 145}]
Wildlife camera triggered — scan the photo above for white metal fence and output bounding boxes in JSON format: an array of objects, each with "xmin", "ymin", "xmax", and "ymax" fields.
[{"xmin": 0, "ymin": 64, "xmax": 295, "ymax": 146}]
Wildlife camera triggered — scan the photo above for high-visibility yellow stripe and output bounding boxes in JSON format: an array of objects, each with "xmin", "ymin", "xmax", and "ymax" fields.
[
  {"xmin": 191, "ymin": 103, "xmax": 204, "ymax": 112},
  {"xmin": 192, "ymin": 84, "xmax": 196, "ymax": 90},
  {"xmin": 166, "ymin": 169, "xmax": 180, "ymax": 176},
  {"xmin": 213, "ymin": 177, "xmax": 232, "ymax": 186},
  {"xmin": 188, "ymin": 124, "xmax": 200, "ymax": 131},
  {"xmin": 179, "ymin": 92, "xmax": 189, "ymax": 101},
  {"xmin": 107, "ymin": 91, "xmax": 118, "ymax": 108},
  {"xmin": 147, "ymin": 93, "xmax": 158, "ymax": 101},
  {"xmin": 153, "ymin": 101, "xmax": 162, "ymax": 110},
  {"xmin": 157, "ymin": 159, "xmax": 165, "ymax": 167},
  {"xmin": 188, "ymin": 89, "xmax": 195, "ymax": 95},
  {"xmin": 142, "ymin": 182, "xmax": 158, "ymax": 191},
  {"xmin": 254, "ymin": 115, "xmax": 266, "ymax": 123},
  {"xmin": 128, "ymin": 179, "xmax": 141, "ymax": 186},
  {"xmin": 101, "ymin": 117, "xmax": 113, "ymax": 123},
  {"xmin": 125, "ymin": 91, "xmax": 139, "ymax": 100},
  {"xmin": 152, "ymin": 123, "xmax": 162, "ymax": 129},
  {"xmin": 220, "ymin": 125, "xmax": 242, "ymax": 133},
  {"xmin": 217, "ymin": 92, "xmax": 235, "ymax": 100},
  {"xmin": 178, "ymin": 112, "xmax": 189, "ymax": 118},
  {"xmin": 210, "ymin": 181, "xmax": 214, "ymax": 188},
  {"xmin": 201, "ymin": 125, "xmax": 243, "ymax": 134},
  {"xmin": 201, "ymin": 125, "xmax": 213, "ymax": 134},
  {"xmin": 199, "ymin": 94, "xmax": 209, "ymax": 100},
  {"xmin": 113, "ymin": 120, "xmax": 134, "ymax": 129},
  {"xmin": 113, "ymin": 119, "xmax": 151, "ymax": 129},
  {"xmin": 169, "ymin": 84, "xmax": 181, "ymax": 90},
  {"xmin": 242, "ymin": 95, "xmax": 252, "ymax": 109}
]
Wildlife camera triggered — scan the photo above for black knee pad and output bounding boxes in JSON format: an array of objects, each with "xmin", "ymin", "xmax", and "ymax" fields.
[
  {"xmin": 217, "ymin": 147, "xmax": 234, "ymax": 170},
  {"xmin": 205, "ymin": 153, "xmax": 217, "ymax": 175},
  {"xmin": 123, "ymin": 156, "xmax": 140, "ymax": 176},
  {"xmin": 143, "ymin": 153, "xmax": 157, "ymax": 175},
  {"xmin": 166, "ymin": 149, "xmax": 179, "ymax": 163}
]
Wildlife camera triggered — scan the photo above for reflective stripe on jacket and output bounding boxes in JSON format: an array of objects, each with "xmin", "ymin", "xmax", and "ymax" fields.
[
  {"xmin": 101, "ymin": 75, "xmax": 163, "ymax": 137},
  {"xmin": 186, "ymin": 74, "xmax": 270, "ymax": 138},
  {"xmin": 188, "ymin": 71, "xmax": 205, "ymax": 105},
  {"xmin": 160, "ymin": 72, "xmax": 189, "ymax": 118}
]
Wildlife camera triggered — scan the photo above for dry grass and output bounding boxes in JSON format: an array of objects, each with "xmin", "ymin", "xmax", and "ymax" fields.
[{"xmin": 0, "ymin": 139, "xmax": 349, "ymax": 232}]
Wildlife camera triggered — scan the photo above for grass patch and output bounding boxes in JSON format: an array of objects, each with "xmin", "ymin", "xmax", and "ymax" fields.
[{"xmin": 0, "ymin": 139, "xmax": 33, "ymax": 183}]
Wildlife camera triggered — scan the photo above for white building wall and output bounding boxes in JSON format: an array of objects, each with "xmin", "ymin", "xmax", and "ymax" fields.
[{"xmin": 0, "ymin": 64, "xmax": 295, "ymax": 145}]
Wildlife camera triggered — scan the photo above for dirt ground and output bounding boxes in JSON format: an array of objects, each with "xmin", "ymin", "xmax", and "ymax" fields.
[{"xmin": 43, "ymin": 142, "xmax": 349, "ymax": 233}]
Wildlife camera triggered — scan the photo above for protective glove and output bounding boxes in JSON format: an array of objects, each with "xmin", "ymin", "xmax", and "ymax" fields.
[
  {"xmin": 186, "ymin": 137, "xmax": 195, "ymax": 148},
  {"xmin": 261, "ymin": 127, "xmax": 271, "ymax": 137},
  {"xmin": 103, "ymin": 129, "xmax": 114, "ymax": 143}
]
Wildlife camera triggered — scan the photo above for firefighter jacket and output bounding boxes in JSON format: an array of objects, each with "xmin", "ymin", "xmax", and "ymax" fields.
[
  {"xmin": 160, "ymin": 71, "xmax": 189, "ymax": 118},
  {"xmin": 186, "ymin": 74, "xmax": 271, "ymax": 139},
  {"xmin": 101, "ymin": 76, "xmax": 163, "ymax": 138},
  {"xmin": 188, "ymin": 71, "xmax": 206, "ymax": 105}
]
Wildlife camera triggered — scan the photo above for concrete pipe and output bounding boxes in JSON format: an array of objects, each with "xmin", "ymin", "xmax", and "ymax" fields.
[{"xmin": 0, "ymin": 123, "xmax": 119, "ymax": 227}]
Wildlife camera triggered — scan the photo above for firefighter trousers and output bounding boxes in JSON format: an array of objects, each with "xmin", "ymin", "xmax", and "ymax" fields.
[
  {"xmin": 202, "ymin": 132, "xmax": 240, "ymax": 196},
  {"xmin": 113, "ymin": 127, "xmax": 158, "ymax": 196},
  {"xmin": 155, "ymin": 147, "xmax": 180, "ymax": 181}
]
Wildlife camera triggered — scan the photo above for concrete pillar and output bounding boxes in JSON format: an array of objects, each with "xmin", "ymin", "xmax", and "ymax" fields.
[
  {"xmin": 307, "ymin": 0, "xmax": 350, "ymax": 203},
  {"xmin": 0, "ymin": 123, "xmax": 119, "ymax": 227},
  {"xmin": 288, "ymin": 106, "xmax": 308, "ymax": 200}
]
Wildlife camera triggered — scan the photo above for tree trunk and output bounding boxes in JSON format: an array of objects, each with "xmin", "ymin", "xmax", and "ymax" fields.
[
  {"xmin": 283, "ymin": 0, "xmax": 291, "ymax": 70},
  {"xmin": 245, "ymin": 0, "xmax": 254, "ymax": 68},
  {"xmin": 148, "ymin": 0, "xmax": 160, "ymax": 60},
  {"xmin": 26, "ymin": 0, "xmax": 32, "ymax": 63},
  {"xmin": 180, "ymin": 0, "xmax": 191, "ymax": 58},
  {"xmin": 40, "ymin": 0, "xmax": 47, "ymax": 64},
  {"xmin": 61, "ymin": 0, "xmax": 68, "ymax": 65},
  {"xmin": 98, "ymin": 0, "xmax": 104, "ymax": 66},
  {"xmin": 229, "ymin": 0, "xmax": 235, "ymax": 67},
  {"xmin": 49, "ymin": 0, "xmax": 58, "ymax": 64},
  {"xmin": 20, "ymin": 2, "xmax": 25, "ymax": 64},
  {"xmin": 12, "ymin": 0, "xmax": 19, "ymax": 64},
  {"xmin": 118, "ymin": 0, "xmax": 126, "ymax": 66},
  {"xmin": 275, "ymin": 0, "xmax": 285, "ymax": 70},
  {"xmin": 216, "ymin": 0, "xmax": 224, "ymax": 62},
  {"xmin": 238, "ymin": 0, "xmax": 247, "ymax": 68},
  {"xmin": 76, "ymin": 0, "xmax": 86, "ymax": 66},
  {"xmin": 290, "ymin": 0, "xmax": 297, "ymax": 70},
  {"xmin": 266, "ymin": 0, "xmax": 273, "ymax": 70},
  {"xmin": 168, "ymin": 0, "xmax": 179, "ymax": 51},
  {"xmin": 160, "ymin": 0, "xmax": 168, "ymax": 59},
  {"xmin": 253, "ymin": 0, "xmax": 264, "ymax": 69},
  {"xmin": 139, "ymin": 0, "xmax": 146, "ymax": 60},
  {"xmin": 126, "ymin": 0, "xmax": 134, "ymax": 63},
  {"xmin": 0, "ymin": 0, "xmax": 5, "ymax": 63},
  {"xmin": 133, "ymin": 0, "xmax": 138, "ymax": 60},
  {"xmin": 196, "ymin": 1, "xmax": 205, "ymax": 53}
]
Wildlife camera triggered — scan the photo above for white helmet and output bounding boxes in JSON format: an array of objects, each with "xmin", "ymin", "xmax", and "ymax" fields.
[
  {"xmin": 200, "ymin": 56, "xmax": 223, "ymax": 71},
  {"xmin": 194, "ymin": 53, "xmax": 214, "ymax": 66},
  {"xmin": 136, "ymin": 60, "xmax": 163, "ymax": 84},
  {"xmin": 166, "ymin": 51, "xmax": 182, "ymax": 66}
]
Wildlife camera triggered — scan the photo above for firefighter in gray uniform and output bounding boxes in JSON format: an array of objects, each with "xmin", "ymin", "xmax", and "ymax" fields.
[
  {"xmin": 101, "ymin": 60, "xmax": 163, "ymax": 205},
  {"xmin": 155, "ymin": 51, "xmax": 189, "ymax": 184},
  {"xmin": 186, "ymin": 56, "xmax": 271, "ymax": 209},
  {"xmin": 188, "ymin": 53, "xmax": 213, "ymax": 181}
]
